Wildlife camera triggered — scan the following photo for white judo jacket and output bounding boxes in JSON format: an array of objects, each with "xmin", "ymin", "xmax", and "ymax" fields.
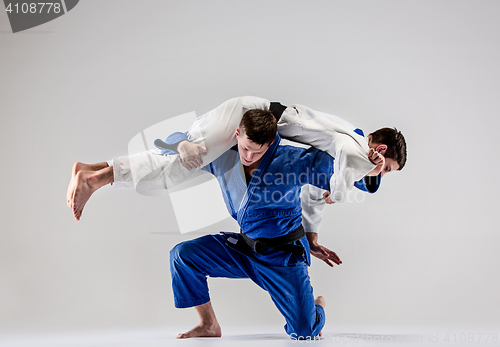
[{"xmin": 112, "ymin": 96, "xmax": 376, "ymax": 233}]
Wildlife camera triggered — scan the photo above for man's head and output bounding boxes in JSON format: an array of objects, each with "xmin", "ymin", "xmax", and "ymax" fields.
[
  {"xmin": 368, "ymin": 128, "xmax": 407, "ymax": 177},
  {"xmin": 235, "ymin": 109, "xmax": 277, "ymax": 167}
]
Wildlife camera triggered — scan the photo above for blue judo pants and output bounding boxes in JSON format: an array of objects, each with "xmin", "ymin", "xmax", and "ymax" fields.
[{"xmin": 170, "ymin": 234, "xmax": 325, "ymax": 338}]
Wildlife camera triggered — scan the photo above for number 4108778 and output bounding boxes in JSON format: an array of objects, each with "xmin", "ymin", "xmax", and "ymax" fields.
[{"xmin": 5, "ymin": 3, "xmax": 62, "ymax": 14}]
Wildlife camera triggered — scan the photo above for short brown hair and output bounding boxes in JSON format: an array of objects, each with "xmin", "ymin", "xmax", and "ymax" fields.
[
  {"xmin": 369, "ymin": 128, "xmax": 407, "ymax": 170},
  {"xmin": 239, "ymin": 109, "xmax": 277, "ymax": 146}
]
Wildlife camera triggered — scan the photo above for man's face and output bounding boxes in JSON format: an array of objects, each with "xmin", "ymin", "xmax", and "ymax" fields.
[
  {"xmin": 368, "ymin": 138, "xmax": 400, "ymax": 177},
  {"xmin": 236, "ymin": 128, "xmax": 270, "ymax": 167},
  {"xmin": 381, "ymin": 157, "xmax": 399, "ymax": 177}
]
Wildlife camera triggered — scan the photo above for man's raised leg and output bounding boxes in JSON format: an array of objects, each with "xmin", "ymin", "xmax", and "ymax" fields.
[
  {"xmin": 177, "ymin": 301, "xmax": 222, "ymax": 339},
  {"xmin": 66, "ymin": 96, "xmax": 267, "ymax": 220}
]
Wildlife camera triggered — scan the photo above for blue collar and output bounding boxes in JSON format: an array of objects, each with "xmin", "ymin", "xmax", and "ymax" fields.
[{"xmin": 237, "ymin": 133, "xmax": 281, "ymax": 225}]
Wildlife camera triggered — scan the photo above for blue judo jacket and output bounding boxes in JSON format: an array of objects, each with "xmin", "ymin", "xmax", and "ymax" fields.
[{"xmin": 202, "ymin": 134, "xmax": 334, "ymax": 266}]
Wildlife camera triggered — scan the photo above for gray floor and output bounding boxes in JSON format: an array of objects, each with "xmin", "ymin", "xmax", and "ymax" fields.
[{"xmin": 2, "ymin": 326, "xmax": 499, "ymax": 347}]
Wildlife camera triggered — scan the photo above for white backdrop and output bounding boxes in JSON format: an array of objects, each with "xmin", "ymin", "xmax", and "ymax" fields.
[{"xmin": 1, "ymin": 0, "xmax": 499, "ymax": 337}]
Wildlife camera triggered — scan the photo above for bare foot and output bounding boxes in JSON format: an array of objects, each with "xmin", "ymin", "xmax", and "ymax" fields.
[
  {"xmin": 67, "ymin": 162, "xmax": 87, "ymax": 208},
  {"xmin": 177, "ymin": 322, "xmax": 221, "ymax": 339},
  {"xmin": 315, "ymin": 296, "xmax": 326, "ymax": 337},
  {"xmin": 67, "ymin": 162, "xmax": 108, "ymax": 208},
  {"xmin": 71, "ymin": 166, "xmax": 113, "ymax": 221}
]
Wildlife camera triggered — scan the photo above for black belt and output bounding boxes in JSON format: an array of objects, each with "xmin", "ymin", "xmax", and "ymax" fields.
[
  {"xmin": 239, "ymin": 224, "xmax": 305, "ymax": 256},
  {"xmin": 269, "ymin": 102, "xmax": 287, "ymax": 122}
]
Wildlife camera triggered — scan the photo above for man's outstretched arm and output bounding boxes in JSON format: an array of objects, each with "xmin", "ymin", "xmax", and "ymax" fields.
[
  {"xmin": 301, "ymin": 184, "xmax": 342, "ymax": 267},
  {"xmin": 306, "ymin": 232, "xmax": 342, "ymax": 267}
]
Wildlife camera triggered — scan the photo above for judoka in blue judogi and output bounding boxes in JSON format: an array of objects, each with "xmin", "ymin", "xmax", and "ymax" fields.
[{"xmin": 169, "ymin": 109, "xmax": 336, "ymax": 339}]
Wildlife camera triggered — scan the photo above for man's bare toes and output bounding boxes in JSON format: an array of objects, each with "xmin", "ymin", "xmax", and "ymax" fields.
[{"xmin": 72, "ymin": 205, "xmax": 80, "ymax": 220}]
